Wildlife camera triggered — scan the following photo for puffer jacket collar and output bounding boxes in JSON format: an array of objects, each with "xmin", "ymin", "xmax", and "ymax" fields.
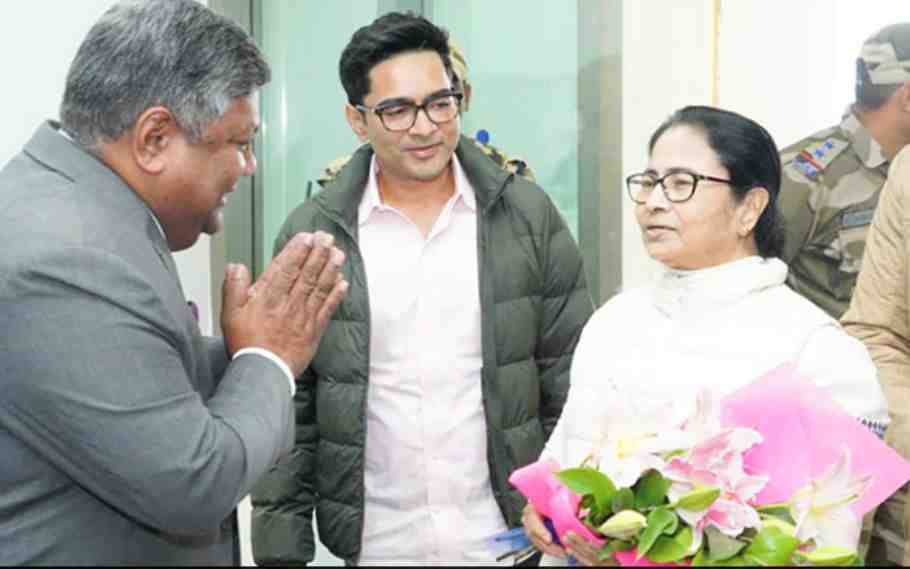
[{"xmin": 312, "ymin": 135, "xmax": 513, "ymax": 236}]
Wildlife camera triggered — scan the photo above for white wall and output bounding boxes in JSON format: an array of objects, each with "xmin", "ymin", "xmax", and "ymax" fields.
[
  {"xmin": 2, "ymin": 1, "xmax": 115, "ymax": 167},
  {"xmin": 718, "ymin": 0, "xmax": 910, "ymax": 150},
  {"xmin": 1, "ymin": 1, "xmax": 215, "ymax": 336},
  {"xmin": 619, "ymin": 0, "xmax": 910, "ymax": 291},
  {"xmin": 621, "ymin": 0, "xmax": 715, "ymax": 290}
]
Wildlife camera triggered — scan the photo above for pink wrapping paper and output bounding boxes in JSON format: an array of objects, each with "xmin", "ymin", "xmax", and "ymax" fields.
[
  {"xmin": 509, "ymin": 363, "xmax": 910, "ymax": 566},
  {"xmin": 613, "ymin": 550, "xmax": 685, "ymax": 566},
  {"xmin": 721, "ymin": 362, "xmax": 910, "ymax": 515},
  {"xmin": 508, "ymin": 459, "xmax": 604, "ymax": 546}
]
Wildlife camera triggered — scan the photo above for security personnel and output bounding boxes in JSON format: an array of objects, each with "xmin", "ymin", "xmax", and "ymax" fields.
[
  {"xmin": 785, "ymin": 23, "xmax": 910, "ymax": 566},
  {"xmin": 780, "ymin": 23, "xmax": 910, "ymax": 320},
  {"xmin": 317, "ymin": 38, "xmax": 535, "ymax": 189}
]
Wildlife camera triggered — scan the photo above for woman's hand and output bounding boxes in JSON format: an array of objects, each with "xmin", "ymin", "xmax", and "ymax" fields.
[
  {"xmin": 564, "ymin": 532, "xmax": 618, "ymax": 567},
  {"xmin": 521, "ymin": 503, "xmax": 566, "ymax": 558}
]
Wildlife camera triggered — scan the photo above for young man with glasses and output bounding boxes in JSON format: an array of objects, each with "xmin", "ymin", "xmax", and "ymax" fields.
[
  {"xmin": 251, "ymin": 11, "xmax": 593, "ymax": 566},
  {"xmin": 315, "ymin": 38, "xmax": 536, "ymax": 191}
]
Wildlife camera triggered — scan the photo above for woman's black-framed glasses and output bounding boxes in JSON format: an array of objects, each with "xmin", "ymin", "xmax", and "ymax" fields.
[
  {"xmin": 356, "ymin": 92, "xmax": 464, "ymax": 132},
  {"xmin": 625, "ymin": 171, "xmax": 734, "ymax": 204}
]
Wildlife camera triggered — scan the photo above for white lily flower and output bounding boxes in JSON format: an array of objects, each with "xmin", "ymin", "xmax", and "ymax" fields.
[
  {"xmin": 682, "ymin": 389, "xmax": 723, "ymax": 443},
  {"xmin": 586, "ymin": 387, "xmax": 692, "ymax": 488},
  {"xmin": 790, "ymin": 447, "xmax": 873, "ymax": 549}
]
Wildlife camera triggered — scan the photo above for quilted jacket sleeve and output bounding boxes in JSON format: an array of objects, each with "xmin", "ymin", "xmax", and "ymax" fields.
[
  {"xmin": 250, "ymin": 224, "xmax": 320, "ymax": 566},
  {"xmin": 536, "ymin": 199, "xmax": 595, "ymax": 439}
]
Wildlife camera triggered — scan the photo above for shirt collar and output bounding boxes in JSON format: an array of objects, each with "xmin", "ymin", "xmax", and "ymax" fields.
[
  {"xmin": 358, "ymin": 153, "xmax": 477, "ymax": 227},
  {"xmin": 451, "ymin": 153, "xmax": 477, "ymax": 211},
  {"xmin": 357, "ymin": 156, "xmax": 383, "ymax": 226}
]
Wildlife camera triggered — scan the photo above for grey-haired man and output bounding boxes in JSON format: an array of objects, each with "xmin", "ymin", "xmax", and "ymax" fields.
[{"xmin": 0, "ymin": 0, "xmax": 347, "ymax": 564}]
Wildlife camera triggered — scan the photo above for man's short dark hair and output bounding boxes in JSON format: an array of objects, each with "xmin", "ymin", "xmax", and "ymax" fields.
[{"xmin": 339, "ymin": 12, "xmax": 452, "ymax": 106}]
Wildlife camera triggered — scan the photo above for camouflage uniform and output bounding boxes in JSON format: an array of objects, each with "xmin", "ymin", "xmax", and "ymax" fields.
[
  {"xmin": 792, "ymin": 23, "xmax": 910, "ymax": 565},
  {"xmin": 779, "ymin": 110, "xmax": 888, "ymax": 320}
]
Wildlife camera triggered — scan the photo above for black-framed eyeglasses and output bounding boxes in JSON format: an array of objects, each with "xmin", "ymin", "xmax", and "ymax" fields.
[
  {"xmin": 625, "ymin": 171, "xmax": 734, "ymax": 204},
  {"xmin": 356, "ymin": 92, "xmax": 463, "ymax": 132}
]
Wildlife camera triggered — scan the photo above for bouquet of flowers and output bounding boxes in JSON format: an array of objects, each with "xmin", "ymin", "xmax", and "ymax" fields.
[{"xmin": 498, "ymin": 364, "xmax": 910, "ymax": 566}]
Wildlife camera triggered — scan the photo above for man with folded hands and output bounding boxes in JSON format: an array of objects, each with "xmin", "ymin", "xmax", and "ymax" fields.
[{"xmin": 0, "ymin": 0, "xmax": 347, "ymax": 564}]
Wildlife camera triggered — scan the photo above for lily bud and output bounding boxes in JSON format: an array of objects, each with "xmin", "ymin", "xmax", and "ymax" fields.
[
  {"xmin": 675, "ymin": 487, "xmax": 721, "ymax": 511},
  {"xmin": 760, "ymin": 516, "xmax": 797, "ymax": 537},
  {"xmin": 598, "ymin": 510, "xmax": 647, "ymax": 540}
]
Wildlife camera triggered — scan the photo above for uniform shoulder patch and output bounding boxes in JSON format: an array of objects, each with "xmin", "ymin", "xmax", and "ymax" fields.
[
  {"xmin": 469, "ymin": 139, "xmax": 537, "ymax": 182},
  {"xmin": 793, "ymin": 138, "xmax": 849, "ymax": 180},
  {"xmin": 317, "ymin": 154, "xmax": 353, "ymax": 188},
  {"xmin": 470, "ymin": 137, "xmax": 498, "ymax": 158}
]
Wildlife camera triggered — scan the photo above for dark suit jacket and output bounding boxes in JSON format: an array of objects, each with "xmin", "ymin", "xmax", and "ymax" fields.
[{"xmin": 0, "ymin": 122, "xmax": 294, "ymax": 565}]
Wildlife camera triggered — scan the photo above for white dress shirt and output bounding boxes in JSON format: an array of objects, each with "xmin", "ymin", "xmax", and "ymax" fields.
[{"xmin": 357, "ymin": 156, "xmax": 509, "ymax": 565}]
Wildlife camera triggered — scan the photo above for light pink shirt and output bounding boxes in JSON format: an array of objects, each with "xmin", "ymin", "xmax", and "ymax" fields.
[{"xmin": 357, "ymin": 155, "xmax": 508, "ymax": 565}]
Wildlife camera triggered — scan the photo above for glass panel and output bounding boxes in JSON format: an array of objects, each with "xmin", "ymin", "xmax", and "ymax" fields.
[
  {"xmin": 428, "ymin": 0, "xmax": 619, "ymax": 302},
  {"xmin": 429, "ymin": 1, "xmax": 581, "ymax": 238},
  {"xmin": 256, "ymin": 0, "xmax": 379, "ymax": 274}
]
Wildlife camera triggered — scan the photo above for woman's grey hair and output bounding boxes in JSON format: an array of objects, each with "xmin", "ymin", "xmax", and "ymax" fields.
[{"xmin": 60, "ymin": 0, "xmax": 270, "ymax": 151}]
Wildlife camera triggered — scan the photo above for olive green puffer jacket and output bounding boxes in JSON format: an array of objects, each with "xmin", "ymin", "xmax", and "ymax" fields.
[{"xmin": 251, "ymin": 136, "xmax": 594, "ymax": 564}]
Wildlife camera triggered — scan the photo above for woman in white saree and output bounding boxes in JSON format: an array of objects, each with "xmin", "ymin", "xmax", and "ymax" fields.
[{"xmin": 522, "ymin": 106, "xmax": 890, "ymax": 566}]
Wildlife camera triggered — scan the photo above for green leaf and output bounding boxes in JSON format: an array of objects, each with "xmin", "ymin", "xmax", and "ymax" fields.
[
  {"xmin": 674, "ymin": 486, "xmax": 721, "ymax": 511},
  {"xmin": 581, "ymin": 493, "xmax": 596, "ymax": 511},
  {"xmin": 596, "ymin": 540, "xmax": 635, "ymax": 561},
  {"xmin": 614, "ymin": 540, "xmax": 635, "ymax": 552},
  {"xmin": 759, "ymin": 515, "xmax": 797, "ymax": 537},
  {"xmin": 612, "ymin": 488, "xmax": 635, "ymax": 512},
  {"xmin": 693, "ymin": 547, "xmax": 740, "ymax": 567},
  {"xmin": 636, "ymin": 507, "xmax": 678, "ymax": 558},
  {"xmin": 634, "ymin": 470, "xmax": 672, "ymax": 510},
  {"xmin": 596, "ymin": 544, "xmax": 616, "ymax": 562},
  {"xmin": 743, "ymin": 526, "xmax": 799, "ymax": 566},
  {"xmin": 792, "ymin": 546, "xmax": 860, "ymax": 566},
  {"xmin": 647, "ymin": 526, "xmax": 694, "ymax": 563},
  {"xmin": 555, "ymin": 467, "xmax": 617, "ymax": 515},
  {"xmin": 589, "ymin": 511, "xmax": 609, "ymax": 528},
  {"xmin": 756, "ymin": 504, "xmax": 792, "ymax": 520},
  {"xmin": 705, "ymin": 526, "xmax": 747, "ymax": 561},
  {"xmin": 691, "ymin": 548, "xmax": 710, "ymax": 566}
]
